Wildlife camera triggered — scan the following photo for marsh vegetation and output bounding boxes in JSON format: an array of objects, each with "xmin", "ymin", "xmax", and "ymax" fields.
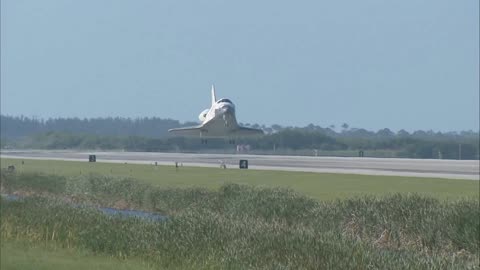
[{"xmin": 1, "ymin": 171, "xmax": 478, "ymax": 269}]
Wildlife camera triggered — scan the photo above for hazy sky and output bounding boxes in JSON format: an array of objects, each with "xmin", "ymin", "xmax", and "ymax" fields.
[{"xmin": 1, "ymin": 0, "xmax": 478, "ymax": 131}]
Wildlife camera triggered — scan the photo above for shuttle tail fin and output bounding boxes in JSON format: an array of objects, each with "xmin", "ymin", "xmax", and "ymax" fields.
[{"xmin": 211, "ymin": 85, "xmax": 217, "ymax": 106}]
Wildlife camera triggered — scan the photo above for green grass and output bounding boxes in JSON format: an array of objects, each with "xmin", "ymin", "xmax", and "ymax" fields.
[
  {"xmin": 1, "ymin": 182, "xmax": 479, "ymax": 269},
  {"xmin": 1, "ymin": 158, "xmax": 479, "ymax": 269},
  {"xmin": 1, "ymin": 241, "xmax": 158, "ymax": 270},
  {"xmin": 1, "ymin": 158, "xmax": 478, "ymax": 201}
]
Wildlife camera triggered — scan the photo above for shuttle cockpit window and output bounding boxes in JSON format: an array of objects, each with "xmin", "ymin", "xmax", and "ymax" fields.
[{"xmin": 217, "ymin": 99, "xmax": 233, "ymax": 104}]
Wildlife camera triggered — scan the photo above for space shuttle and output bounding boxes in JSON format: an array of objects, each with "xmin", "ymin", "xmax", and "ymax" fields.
[{"xmin": 168, "ymin": 85, "xmax": 264, "ymax": 143}]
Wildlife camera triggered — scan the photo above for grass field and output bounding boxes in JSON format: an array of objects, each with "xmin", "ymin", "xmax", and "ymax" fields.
[
  {"xmin": 1, "ymin": 158, "xmax": 479, "ymax": 269},
  {"xmin": 1, "ymin": 241, "xmax": 157, "ymax": 270},
  {"xmin": 1, "ymin": 158, "xmax": 478, "ymax": 201}
]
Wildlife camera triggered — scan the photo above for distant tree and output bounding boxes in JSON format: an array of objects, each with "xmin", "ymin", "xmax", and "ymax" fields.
[
  {"xmin": 397, "ymin": 129, "xmax": 410, "ymax": 137},
  {"xmin": 412, "ymin": 130, "xmax": 428, "ymax": 138},
  {"xmin": 377, "ymin": 128, "xmax": 395, "ymax": 137},
  {"xmin": 344, "ymin": 128, "xmax": 374, "ymax": 138},
  {"xmin": 306, "ymin": 124, "xmax": 315, "ymax": 131},
  {"xmin": 341, "ymin": 123, "xmax": 349, "ymax": 130}
]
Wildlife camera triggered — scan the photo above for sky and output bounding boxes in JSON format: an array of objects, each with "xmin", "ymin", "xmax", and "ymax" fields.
[{"xmin": 1, "ymin": 0, "xmax": 479, "ymax": 132}]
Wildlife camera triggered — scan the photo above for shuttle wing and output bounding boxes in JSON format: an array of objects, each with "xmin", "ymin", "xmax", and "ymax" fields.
[
  {"xmin": 169, "ymin": 124, "xmax": 263, "ymax": 137},
  {"xmin": 168, "ymin": 125, "xmax": 204, "ymax": 136},
  {"xmin": 232, "ymin": 126, "xmax": 264, "ymax": 136}
]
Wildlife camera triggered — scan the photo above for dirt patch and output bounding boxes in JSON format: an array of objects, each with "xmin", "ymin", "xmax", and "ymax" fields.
[{"xmin": 113, "ymin": 199, "xmax": 131, "ymax": 210}]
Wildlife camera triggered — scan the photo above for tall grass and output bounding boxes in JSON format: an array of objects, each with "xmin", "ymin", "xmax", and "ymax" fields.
[{"xmin": 1, "ymin": 172, "xmax": 479, "ymax": 269}]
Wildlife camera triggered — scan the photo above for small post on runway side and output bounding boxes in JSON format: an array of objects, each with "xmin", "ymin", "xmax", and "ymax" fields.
[{"xmin": 239, "ymin": 160, "xmax": 248, "ymax": 169}]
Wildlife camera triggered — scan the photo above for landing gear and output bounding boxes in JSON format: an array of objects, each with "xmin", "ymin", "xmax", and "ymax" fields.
[
  {"xmin": 201, "ymin": 139, "xmax": 208, "ymax": 144},
  {"xmin": 223, "ymin": 115, "xmax": 230, "ymax": 127},
  {"xmin": 228, "ymin": 139, "xmax": 236, "ymax": 145}
]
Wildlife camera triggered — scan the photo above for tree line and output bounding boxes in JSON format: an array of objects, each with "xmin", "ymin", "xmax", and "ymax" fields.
[
  {"xmin": 1, "ymin": 115, "xmax": 478, "ymax": 159},
  {"xmin": 0, "ymin": 115, "xmax": 199, "ymax": 139}
]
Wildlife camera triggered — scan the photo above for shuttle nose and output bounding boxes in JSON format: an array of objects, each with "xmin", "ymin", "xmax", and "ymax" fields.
[{"xmin": 221, "ymin": 105, "xmax": 235, "ymax": 114}]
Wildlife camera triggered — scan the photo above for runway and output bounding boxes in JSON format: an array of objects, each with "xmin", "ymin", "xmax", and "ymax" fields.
[{"xmin": 1, "ymin": 150, "xmax": 479, "ymax": 180}]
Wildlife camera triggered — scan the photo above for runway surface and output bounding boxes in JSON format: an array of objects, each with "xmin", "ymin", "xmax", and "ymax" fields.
[{"xmin": 1, "ymin": 150, "xmax": 479, "ymax": 180}]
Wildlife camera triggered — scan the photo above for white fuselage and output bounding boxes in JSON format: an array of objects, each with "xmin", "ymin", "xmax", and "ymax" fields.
[{"xmin": 199, "ymin": 99, "xmax": 237, "ymax": 137}]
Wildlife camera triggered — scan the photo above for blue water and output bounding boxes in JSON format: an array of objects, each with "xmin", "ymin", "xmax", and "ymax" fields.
[
  {"xmin": 2, "ymin": 194, "xmax": 20, "ymax": 201},
  {"xmin": 1, "ymin": 194, "xmax": 167, "ymax": 222}
]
